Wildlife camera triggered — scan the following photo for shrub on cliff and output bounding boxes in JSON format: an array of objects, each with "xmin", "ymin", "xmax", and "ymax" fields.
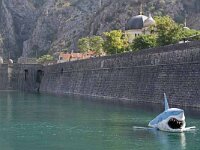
[{"xmin": 37, "ymin": 55, "xmax": 54, "ymax": 64}]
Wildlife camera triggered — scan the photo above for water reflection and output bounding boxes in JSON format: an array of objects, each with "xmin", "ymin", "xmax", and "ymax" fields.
[
  {"xmin": 149, "ymin": 129, "xmax": 186, "ymax": 150},
  {"xmin": 6, "ymin": 92, "xmax": 12, "ymax": 122},
  {"xmin": 0, "ymin": 91, "xmax": 199, "ymax": 150}
]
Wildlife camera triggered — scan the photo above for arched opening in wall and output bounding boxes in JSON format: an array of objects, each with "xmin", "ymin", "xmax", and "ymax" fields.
[
  {"xmin": 36, "ymin": 70, "xmax": 44, "ymax": 83},
  {"xmin": 61, "ymin": 68, "xmax": 64, "ymax": 75},
  {"xmin": 24, "ymin": 69, "xmax": 28, "ymax": 81}
]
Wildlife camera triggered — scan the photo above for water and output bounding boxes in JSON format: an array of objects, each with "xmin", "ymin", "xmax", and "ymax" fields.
[{"xmin": 0, "ymin": 91, "xmax": 199, "ymax": 150}]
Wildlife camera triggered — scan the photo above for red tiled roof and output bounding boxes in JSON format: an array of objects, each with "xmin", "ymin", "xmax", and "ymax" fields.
[
  {"xmin": 59, "ymin": 53, "xmax": 71, "ymax": 60},
  {"xmin": 59, "ymin": 51, "xmax": 96, "ymax": 61}
]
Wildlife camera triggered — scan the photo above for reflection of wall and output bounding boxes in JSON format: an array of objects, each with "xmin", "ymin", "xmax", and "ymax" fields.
[
  {"xmin": 149, "ymin": 129, "xmax": 186, "ymax": 150},
  {"xmin": 40, "ymin": 41, "xmax": 200, "ymax": 108}
]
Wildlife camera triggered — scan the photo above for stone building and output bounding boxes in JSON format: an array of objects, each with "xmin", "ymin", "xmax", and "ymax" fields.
[{"xmin": 125, "ymin": 13, "xmax": 156, "ymax": 43}]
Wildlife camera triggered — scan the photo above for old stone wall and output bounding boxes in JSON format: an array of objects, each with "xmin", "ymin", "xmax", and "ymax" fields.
[
  {"xmin": 0, "ymin": 64, "xmax": 8, "ymax": 90},
  {"xmin": 0, "ymin": 41, "xmax": 199, "ymax": 107},
  {"xmin": 10, "ymin": 64, "xmax": 43, "ymax": 92},
  {"xmin": 40, "ymin": 41, "xmax": 200, "ymax": 108}
]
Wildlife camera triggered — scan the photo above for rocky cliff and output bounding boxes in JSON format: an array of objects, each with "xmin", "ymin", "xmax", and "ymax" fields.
[{"xmin": 0, "ymin": 0, "xmax": 199, "ymax": 59}]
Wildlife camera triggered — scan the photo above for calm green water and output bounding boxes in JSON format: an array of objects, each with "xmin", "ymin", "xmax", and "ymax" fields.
[{"xmin": 0, "ymin": 91, "xmax": 199, "ymax": 150}]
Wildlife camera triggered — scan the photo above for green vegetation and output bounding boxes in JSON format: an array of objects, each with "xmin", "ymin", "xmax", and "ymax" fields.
[
  {"xmin": 155, "ymin": 16, "xmax": 182, "ymax": 46},
  {"xmin": 78, "ymin": 31, "xmax": 129, "ymax": 55},
  {"xmin": 78, "ymin": 37, "xmax": 90, "ymax": 53},
  {"xmin": 37, "ymin": 55, "xmax": 54, "ymax": 64},
  {"xmin": 77, "ymin": 16, "xmax": 199, "ymax": 56},
  {"xmin": 89, "ymin": 36, "xmax": 104, "ymax": 56},
  {"xmin": 180, "ymin": 28, "xmax": 200, "ymax": 41},
  {"xmin": 78, "ymin": 36, "xmax": 104, "ymax": 55},
  {"xmin": 131, "ymin": 34, "xmax": 157, "ymax": 51},
  {"xmin": 132, "ymin": 16, "xmax": 200, "ymax": 50},
  {"xmin": 103, "ymin": 30, "xmax": 129, "ymax": 54}
]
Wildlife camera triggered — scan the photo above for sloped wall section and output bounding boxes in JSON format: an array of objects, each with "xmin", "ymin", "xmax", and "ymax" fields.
[{"xmin": 40, "ymin": 41, "xmax": 200, "ymax": 108}]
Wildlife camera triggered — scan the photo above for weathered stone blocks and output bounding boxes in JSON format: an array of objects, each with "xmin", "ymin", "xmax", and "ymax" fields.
[{"xmin": 39, "ymin": 41, "xmax": 200, "ymax": 107}]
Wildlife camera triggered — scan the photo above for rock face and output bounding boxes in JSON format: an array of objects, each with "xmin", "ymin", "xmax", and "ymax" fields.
[
  {"xmin": 0, "ymin": 0, "xmax": 40, "ymax": 58},
  {"xmin": 0, "ymin": 0, "xmax": 199, "ymax": 59}
]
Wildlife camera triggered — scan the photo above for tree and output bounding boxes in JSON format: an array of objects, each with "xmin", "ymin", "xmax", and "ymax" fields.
[
  {"xmin": 89, "ymin": 36, "xmax": 104, "ymax": 56},
  {"xmin": 154, "ymin": 16, "xmax": 200, "ymax": 45},
  {"xmin": 180, "ymin": 28, "xmax": 200, "ymax": 41},
  {"xmin": 132, "ymin": 34, "xmax": 157, "ymax": 51},
  {"xmin": 130, "ymin": 16, "xmax": 200, "ymax": 51},
  {"xmin": 37, "ymin": 55, "xmax": 54, "ymax": 64},
  {"xmin": 103, "ymin": 30, "xmax": 128, "ymax": 54},
  {"xmin": 78, "ymin": 36, "xmax": 104, "ymax": 55},
  {"xmin": 154, "ymin": 16, "xmax": 183, "ymax": 46},
  {"xmin": 78, "ymin": 37, "xmax": 90, "ymax": 53}
]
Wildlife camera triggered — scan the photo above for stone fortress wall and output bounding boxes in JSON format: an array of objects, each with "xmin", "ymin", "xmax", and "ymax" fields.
[
  {"xmin": 0, "ymin": 64, "xmax": 8, "ymax": 90},
  {"xmin": 9, "ymin": 64, "xmax": 44, "ymax": 92},
  {"xmin": 0, "ymin": 41, "xmax": 200, "ymax": 108},
  {"xmin": 39, "ymin": 41, "xmax": 200, "ymax": 108}
]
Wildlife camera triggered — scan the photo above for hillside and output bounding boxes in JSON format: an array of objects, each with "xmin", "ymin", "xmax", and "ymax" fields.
[{"xmin": 0, "ymin": 0, "xmax": 199, "ymax": 59}]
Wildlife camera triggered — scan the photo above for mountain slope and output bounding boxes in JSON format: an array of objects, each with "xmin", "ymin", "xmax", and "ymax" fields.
[{"xmin": 0, "ymin": 0, "xmax": 199, "ymax": 59}]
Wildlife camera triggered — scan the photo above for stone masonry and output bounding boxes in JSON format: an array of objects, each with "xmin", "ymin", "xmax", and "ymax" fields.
[
  {"xmin": 0, "ymin": 64, "xmax": 8, "ymax": 90},
  {"xmin": 38, "ymin": 41, "xmax": 200, "ymax": 108}
]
